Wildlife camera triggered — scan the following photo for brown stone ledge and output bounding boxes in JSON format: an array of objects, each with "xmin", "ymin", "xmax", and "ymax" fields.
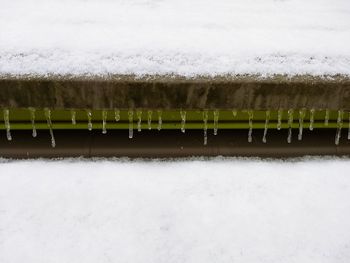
[{"xmin": 0, "ymin": 74, "xmax": 349, "ymax": 110}]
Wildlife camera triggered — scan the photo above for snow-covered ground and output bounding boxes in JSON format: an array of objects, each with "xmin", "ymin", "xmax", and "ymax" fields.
[
  {"xmin": 1, "ymin": 0, "xmax": 350, "ymax": 77},
  {"xmin": 0, "ymin": 157, "xmax": 350, "ymax": 263}
]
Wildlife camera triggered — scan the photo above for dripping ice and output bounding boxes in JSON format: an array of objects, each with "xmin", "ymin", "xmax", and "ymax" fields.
[
  {"xmin": 147, "ymin": 110, "xmax": 152, "ymax": 130},
  {"xmin": 309, "ymin": 109, "xmax": 315, "ymax": 131},
  {"xmin": 277, "ymin": 109, "xmax": 283, "ymax": 130},
  {"xmin": 128, "ymin": 110, "xmax": 134, "ymax": 139},
  {"xmin": 71, "ymin": 110, "xmax": 76, "ymax": 125},
  {"xmin": 3, "ymin": 109, "xmax": 12, "ymax": 141},
  {"xmin": 287, "ymin": 109, "xmax": 294, "ymax": 144},
  {"xmin": 114, "ymin": 109, "xmax": 120, "ymax": 122},
  {"xmin": 203, "ymin": 110, "xmax": 208, "ymax": 146},
  {"xmin": 157, "ymin": 110, "xmax": 162, "ymax": 131},
  {"xmin": 44, "ymin": 108, "xmax": 56, "ymax": 148},
  {"xmin": 180, "ymin": 110, "xmax": 186, "ymax": 133},
  {"xmin": 29, "ymin": 107, "xmax": 37, "ymax": 138},
  {"xmin": 335, "ymin": 110, "xmax": 343, "ymax": 145},
  {"xmin": 86, "ymin": 110, "xmax": 93, "ymax": 131},
  {"xmin": 248, "ymin": 110, "xmax": 253, "ymax": 143},
  {"xmin": 262, "ymin": 110, "xmax": 270, "ymax": 143},
  {"xmin": 324, "ymin": 109, "xmax": 329, "ymax": 126},
  {"xmin": 298, "ymin": 109, "xmax": 305, "ymax": 141},
  {"xmin": 102, "ymin": 110, "xmax": 107, "ymax": 134},
  {"xmin": 213, "ymin": 110, "xmax": 219, "ymax": 135},
  {"xmin": 137, "ymin": 110, "xmax": 142, "ymax": 132}
]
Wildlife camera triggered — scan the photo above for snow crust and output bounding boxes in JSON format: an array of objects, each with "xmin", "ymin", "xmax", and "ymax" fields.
[
  {"xmin": 0, "ymin": 0, "xmax": 350, "ymax": 77},
  {"xmin": 0, "ymin": 157, "xmax": 350, "ymax": 263}
]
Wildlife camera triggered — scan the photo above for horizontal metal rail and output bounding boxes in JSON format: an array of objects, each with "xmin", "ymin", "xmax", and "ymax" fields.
[
  {"xmin": 0, "ymin": 109, "xmax": 347, "ymax": 129},
  {"xmin": 0, "ymin": 121, "xmax": 346, "ymax": 130}
]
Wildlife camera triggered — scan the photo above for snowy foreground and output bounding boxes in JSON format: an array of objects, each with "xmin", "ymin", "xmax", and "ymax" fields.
[
  {"xmin": 0, "ymin": 157, "xmax": 350, "ymax": 263},
  {"xmin": 1, "ymin": 0, "xmax": 350, "ymax": 77}
]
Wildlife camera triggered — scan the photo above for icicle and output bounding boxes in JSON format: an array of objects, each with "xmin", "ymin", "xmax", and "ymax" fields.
[
  {"xmin": 298, "ymin": 109, "xmax": 306, "ymax": 141},
  {"xmin": 136, "ymin": 110, "xmax": 142, "ymax": 132},
  {"xmin": 180, "ymin": 110, "xmax": 186, "ymax": 133},
  {"xmin": 287, "ymin": 109, "xmax": 294, "ymax": 144},
  {"xmin": 3, "ymin": 109, "xmax": 12, "ymax": 141},
  {"xmin": 71, "ymin": 110, "xmax": 76, "ymax": 125},
  {"xmin": 309, "ymin": 108, "xmax": 315, "ymax": 131},
  {"xmin": 157, "ymin": 110, "xmax": 162, "ymax": 131},
  {"xmin": 29, "ymin": 107, "xmax": 37, "ymax": 138},
  {"xmin": 262, "ymin": 110, "xmax": 270, "ymax": 143},
  {"xmin": 324, "ymin": 109, "xmax": 329, "ymax": 126},
  {"xmin": 128, "ymin": 110, "xmax": 134, "ymax": 139},
  {"xmin": 147, "ymin": 110, "xmax": 152, "ymax": 130},
  {"xmin": 203, "ymin": 110, "xmax": 208, "ymax": 146},
  {"xmin": 86, "ymin": 110, "xmax": 92, "ymax": 131},
  {"xmin": 277, "ymin": 109, "xmax": 283, "ymax": 130},
  {"xmin": 44, "ymin": 108, "xmax": 56, "ymax": 148},
  {"xmin": 213, "ymin": 110, "xmax": 219, "ymax": 135},
  {"xmin": 114, "ymin": 109, "xmax": 120, "ymax": 122},
  {"xmin": 248, "ymin": 110, "xmax": 253, "ymax": 143},
  {"xmin": 102, "ymin": 110, "xmax": 107, "ymax": 134},
  {"xmin": 232, "ymin": 109, "xmax": 237, "ymax": 118},
  {"xmin": 335, "ymin": 110, "xmax": 344, "ymax": 145},
  {"xmin": 348, "ymin": 112, "xmax": 350, "ymax": 140}
]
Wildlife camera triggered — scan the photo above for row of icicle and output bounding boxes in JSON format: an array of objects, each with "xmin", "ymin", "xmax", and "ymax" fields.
[{"xmin": 1, "ymin": 108, "xmax": 349, "ymax": 148}]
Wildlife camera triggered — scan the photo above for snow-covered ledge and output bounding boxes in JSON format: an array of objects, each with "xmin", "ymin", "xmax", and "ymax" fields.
[{"xmin": 0, "ymin": 0, "xmax": 349, "ymax": 78}]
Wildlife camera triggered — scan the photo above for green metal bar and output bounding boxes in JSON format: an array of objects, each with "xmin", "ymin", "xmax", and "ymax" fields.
[
  {"xmin": 0, "ymin": 121, "xmax": 345, "ymax": 130},
  {"xmin": 0, "ymin": 108, "xmax": 347, "ymax": 130}
]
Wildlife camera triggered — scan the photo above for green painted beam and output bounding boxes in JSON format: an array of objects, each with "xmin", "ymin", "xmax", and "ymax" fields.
[
  {"xmin": 0, "ymin": 108, "xmax": 348, "ymax": 130},
  {"xmin": 0, "ymin": 121, "xmax": 346, "ymax": 130}
]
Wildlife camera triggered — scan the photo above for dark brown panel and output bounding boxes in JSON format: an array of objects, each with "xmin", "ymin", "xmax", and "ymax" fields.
[
  {"xmin": 0, "ymin": 75, "xmax": 349, "ymax": 110},
  {"xmin": 0, "ymin": 129, "xmax": 349, "ymax": 158}
]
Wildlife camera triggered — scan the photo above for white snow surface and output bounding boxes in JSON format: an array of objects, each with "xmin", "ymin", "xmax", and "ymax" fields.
[
  {"xmin": 0, "ymin": 0, "xmax": 350, "ymax": 77},
  {"xmin": 0, "ymin": 157, "xmax": 350, "ymax": 263}
]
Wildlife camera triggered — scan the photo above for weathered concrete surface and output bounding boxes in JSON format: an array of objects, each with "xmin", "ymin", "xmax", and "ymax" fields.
[{"xmin": 0, "ymin": 75, "xmax": 350, "ymax": 110}]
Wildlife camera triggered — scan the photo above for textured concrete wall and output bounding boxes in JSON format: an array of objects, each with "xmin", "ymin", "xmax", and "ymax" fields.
[{"xmin": 0, "ymin": 75, "xmax": 349, "ymax": 110}]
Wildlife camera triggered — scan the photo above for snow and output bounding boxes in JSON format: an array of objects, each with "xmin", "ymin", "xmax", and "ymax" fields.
[
  {"xmin": 0, "ymin": 0, "xmax": 350, "ymax": 77},
  {"xmin": 0, "ymin": 157, "xmax": 350, "ymax": 263}
]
